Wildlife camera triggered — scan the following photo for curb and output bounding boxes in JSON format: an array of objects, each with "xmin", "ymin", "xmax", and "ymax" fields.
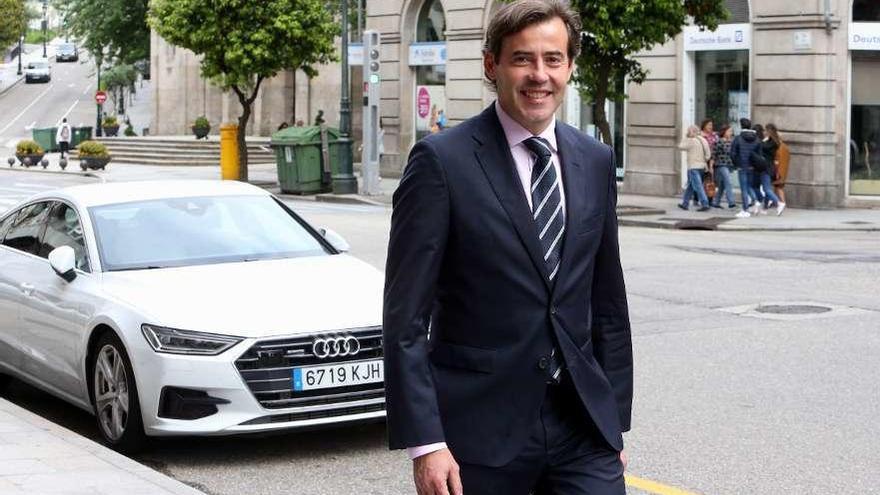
[
  {"xmin": 1, "ymin": 166, "xmax": 103, "ymax": 180},
  {"xmin": 315, "ymin": 193, "xmax": 389, "ymax": 207},
  {"xmin": 0, "ymin": 73, "xmax": 24, "ymax": 97}
]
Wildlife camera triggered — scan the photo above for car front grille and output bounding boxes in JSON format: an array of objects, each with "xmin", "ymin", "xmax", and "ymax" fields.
[{"xmin": 234, "ymin": 326, "xmax": 384, "ymax": 411}]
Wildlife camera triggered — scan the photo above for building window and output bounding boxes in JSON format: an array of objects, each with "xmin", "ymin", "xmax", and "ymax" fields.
[
  {"xmin": 850, "ymin": 51, "xmax": 880, "ymax": 196},
  {"xmin": 414, "ymin": 0, "xmax": 446, "ymax": 139},
  {"xmin": 722, "ymin": 0, "xmax": 750, "ymax": 24},
  {"xmin": 853, "ymin": 0, "xmax": 880, "ymax": 22},
  {"xmin": 695, "ymin": 50, "xmax": 749, "ymax": 129}
]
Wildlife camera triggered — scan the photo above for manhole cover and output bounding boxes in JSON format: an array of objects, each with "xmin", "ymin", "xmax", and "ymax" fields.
[
  {"xmin": 755, "ymin": 304, "xmax": 832, "ymax": 315},
  {"xmin": 843, "ymin": 221, "xmax": 873, "ymax": 225}
]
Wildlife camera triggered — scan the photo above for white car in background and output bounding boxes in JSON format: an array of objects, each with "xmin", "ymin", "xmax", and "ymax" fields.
[
  {"xmin": 0, "ymin": 181, "xmax": 385, "ymax": 453},
  {"xmin": 24, "ymin": 60, "xmax": 51, "ymax": 83}
]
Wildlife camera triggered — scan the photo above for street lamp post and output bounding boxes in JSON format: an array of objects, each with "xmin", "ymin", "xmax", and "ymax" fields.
[
  {"xmin": 96, "ymin": 62, "xmax": 103, "ymax": 137},
  {"xmin": 334, "ymin": 0, "xmax": 357, "ymax": 193},
  {"xmin": 41, "ymin": 1, "xmax": 48, "ymax": 58},
  {"xmin": 17, "ymin": 35, "xmax": 23, "ymax": 75}
]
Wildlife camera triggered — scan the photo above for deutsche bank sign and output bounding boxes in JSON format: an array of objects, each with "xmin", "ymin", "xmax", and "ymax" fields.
[
  {"xmin": 850, "ymin": 23, "xmax": 880, "ymax": 50},
  {"xmin": 684, "ymin": 23, "xmax": 751, "ymax": 51}
]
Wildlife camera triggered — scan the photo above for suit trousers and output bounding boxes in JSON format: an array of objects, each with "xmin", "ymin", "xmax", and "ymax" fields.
[{"xmin": 458, "ymin": 374, "xmax": 625, "ymax": 495}]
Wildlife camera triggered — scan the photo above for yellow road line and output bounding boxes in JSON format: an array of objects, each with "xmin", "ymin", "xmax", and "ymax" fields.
[{"xmin": 625, "ymin": 474, "xmax": 702, "ymax": 495}]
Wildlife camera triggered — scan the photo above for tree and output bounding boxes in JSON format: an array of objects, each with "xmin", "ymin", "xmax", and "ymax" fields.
[
  {"xmin": 55, "ymin": 0, "xmax": 149, "ymax": 65},
  {"xmin": 570, "ymin": 0, "xmax": 728, "ymax": 145},
  {"xmin": 149, "ymin": 0, "xmax": 338, "ymax": 181},
  {"xmin": 0, "ymin": 0, "xmax": 27, "ymax": 50}
]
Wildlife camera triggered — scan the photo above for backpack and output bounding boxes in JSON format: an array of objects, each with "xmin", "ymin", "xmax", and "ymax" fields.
[
  {"xmin": 60, "ymin": 125, "xmax": 70, "ymax": 141},
  {"xmin": 750, "ymin": 149, "xmax": 769, "ymax": 173}
]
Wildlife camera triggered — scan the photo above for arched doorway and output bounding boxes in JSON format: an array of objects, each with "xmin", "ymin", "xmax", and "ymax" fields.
[
  {"xmin": 849, "ymin": 0, "xmax": 880, "ymax": 196},
  {"xmin": 413, "ymin": 0, "xmax": 447, "ymax": 140}
]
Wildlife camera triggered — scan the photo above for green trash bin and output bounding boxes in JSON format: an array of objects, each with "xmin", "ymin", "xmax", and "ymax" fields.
[
  {"xmin": 71, "ymin": 126, "xmax": 93, "ymax": 147},
  {"xmin": 271, "ymin": 126, "xmax": 343, "ymax": 195},
  {"xmin": 32, "ymin": 127, "xmax": 57, "ymax": 153}
]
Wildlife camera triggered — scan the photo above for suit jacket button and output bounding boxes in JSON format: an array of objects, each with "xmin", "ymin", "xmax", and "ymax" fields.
[
  {"xmin": 537, "ymin": 357, "xmax": 549, "ymax": 370},
  {"xmin": 550, "ymin": 307, "xmax": 558, "ymax": 316}
]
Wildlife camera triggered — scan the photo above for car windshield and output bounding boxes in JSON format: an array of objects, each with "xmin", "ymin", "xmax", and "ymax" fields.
[
  {"xmin": 89, "ymin": 195, "xmax": 330, "ymax": 271},
  {"xmin": 58, "ymin": 44, "xmax": 75, "ymax": 52},
  {"xmin": 28, "ymin": 61, "xmax": 48, "ymax": 69}
]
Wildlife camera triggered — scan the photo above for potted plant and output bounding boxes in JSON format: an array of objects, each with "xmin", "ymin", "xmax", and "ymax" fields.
[
  {"xmin": 124, "ymin": 122, "xmax": 137, "ymax": 136},
  {"xmin": 15, "ymin": 140, "xmax": 45, "ymax": 167},
  {"xmin": 77, "ymin": 140, "xmax": 112, "ymax": 170},
  {"xmin": 102, "ymin": 115, "xmax": 120, "ymax": 137},
  {"xmin": 192, "ymin": 116, "xmax": 210, "ymax": 139}
]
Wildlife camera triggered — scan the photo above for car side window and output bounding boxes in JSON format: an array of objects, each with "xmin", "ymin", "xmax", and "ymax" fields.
[
  {"xmin": 0, "ymin": 211, "xmax": 18, "ymax": 241},
  {"xmin": 40, "ymin": 202, "xmax": 91, "ymax": 272},
  {"xmin": 1, "ymin": 202, "xmax": 54, "ymax": 255}
]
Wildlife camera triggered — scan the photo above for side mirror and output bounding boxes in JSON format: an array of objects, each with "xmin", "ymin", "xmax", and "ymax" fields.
[
  {"xmin": 48, "ymin": 246, "xmax": 77, "ymax": 282},
  {"xmin": 319, "ymin": 227, "xmax": 350, "ymax": 253}
]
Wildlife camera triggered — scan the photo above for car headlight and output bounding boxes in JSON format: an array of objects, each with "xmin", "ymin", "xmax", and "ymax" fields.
[{"xmin": 141, "ymin": 324, "xmax": 243, "ymax": 356}]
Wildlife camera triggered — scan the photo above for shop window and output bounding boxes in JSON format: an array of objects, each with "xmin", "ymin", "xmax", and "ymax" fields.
[
  {"xmin": 695, "ymin": 50, "xmax": 749, "ymax": 130},
  {"xmin": 850, "ymin": 51, "xmax": 880, "ymax": 196},
  {"xmin": 853, "ymin": 0, "xmax": 880, "ymax": 22},
  {"xmin": 415, "ymin": 0, "xmax": 447, "ymax": 139}
]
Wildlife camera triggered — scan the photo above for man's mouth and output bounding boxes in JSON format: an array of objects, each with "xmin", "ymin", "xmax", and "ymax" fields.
[{"xmin": 521, "ymin": 89, "xmax": 552, "ymax": 102}]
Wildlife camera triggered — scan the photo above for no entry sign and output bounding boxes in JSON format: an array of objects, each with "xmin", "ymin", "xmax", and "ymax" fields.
[{"xmin": 95, "ymin": 90, "xmax": 107, "ymax": 105}]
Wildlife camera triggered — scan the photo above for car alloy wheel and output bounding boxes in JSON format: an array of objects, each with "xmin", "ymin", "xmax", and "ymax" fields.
[{"xmin": 91, "ymin": 332, "xmax": 145, "ymax": 452}]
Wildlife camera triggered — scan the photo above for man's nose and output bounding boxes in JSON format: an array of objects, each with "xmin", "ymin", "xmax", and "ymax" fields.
[{"xmin": 528, "ymin": 61, "xmax": 550, "ymax": 83}]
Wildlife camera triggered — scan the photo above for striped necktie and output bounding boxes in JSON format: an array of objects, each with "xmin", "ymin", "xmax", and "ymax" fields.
[
  {"xmin": 523, "ymin": 136, "xmax": 565, "ymax": 383},
  {"xmin": 523, "ymin": 136, "xmax": 565, "ymax": 282}
]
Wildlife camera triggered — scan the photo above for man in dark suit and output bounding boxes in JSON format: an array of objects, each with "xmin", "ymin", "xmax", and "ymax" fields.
[{"xmin": 383, "ymin": 1, "xmax": 633, "ymax": 493}]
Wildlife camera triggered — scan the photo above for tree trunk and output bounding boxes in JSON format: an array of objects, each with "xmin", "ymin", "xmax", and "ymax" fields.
[
  {"xmin": 232, "ymin": 77, "xmax": 265, "ymax": 183},
  {"xmin": 593, "ymin": 65, "xmax": 613, "ymax": 146}
]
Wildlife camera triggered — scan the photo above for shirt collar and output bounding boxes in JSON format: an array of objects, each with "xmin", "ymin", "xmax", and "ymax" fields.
[{"xmin": 494, "ymin": 100, "xmax": 558, "ymax": 153}]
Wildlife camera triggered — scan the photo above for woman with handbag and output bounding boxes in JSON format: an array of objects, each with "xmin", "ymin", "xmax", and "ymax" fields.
[
  {"xmin": 677, "ymin": 125, "xmax": 712, "ymax": 211},
  {"xmin": 755, "ymin": 124, "xmax": 785, "ymax": 215},
  {"xmin": 769, "ymin": 123, "xmax": 791, "ymax": 210}
]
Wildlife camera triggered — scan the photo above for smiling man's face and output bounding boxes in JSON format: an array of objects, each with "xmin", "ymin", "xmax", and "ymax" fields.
[{"xmin": 484, "ymin": 16, "xmax": 574, "ymax": 135}]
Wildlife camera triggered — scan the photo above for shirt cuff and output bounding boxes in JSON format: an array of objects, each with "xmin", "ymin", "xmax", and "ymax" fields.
[{"xmin": 407, "ymin": 442, "xmax": 448, "ymax": 460}]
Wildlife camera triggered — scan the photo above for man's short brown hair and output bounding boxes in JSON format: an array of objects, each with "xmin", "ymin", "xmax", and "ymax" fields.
[{"xmin": 483, "ymin": 0, "xmax": 582, "ymax": 92}]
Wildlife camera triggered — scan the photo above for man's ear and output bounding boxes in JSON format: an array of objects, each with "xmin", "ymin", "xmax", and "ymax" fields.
[{"xmin": 483, "ymin": 51, "xmax": 497, "ymax": 85}]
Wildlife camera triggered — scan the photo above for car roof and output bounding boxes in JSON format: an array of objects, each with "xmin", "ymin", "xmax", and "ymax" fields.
[{"xmin": 30, "ymin": 180, "xmax": 271, "ymax": 208}]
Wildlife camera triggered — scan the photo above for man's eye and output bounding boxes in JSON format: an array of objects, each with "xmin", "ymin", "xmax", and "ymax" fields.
[
  {"xmin": 546, "ymin": 57, "xmax": 564, "ymax": 66},
  {"xmin": 513, "ymin": 56, "xmax": 530, "ymax": 65}
]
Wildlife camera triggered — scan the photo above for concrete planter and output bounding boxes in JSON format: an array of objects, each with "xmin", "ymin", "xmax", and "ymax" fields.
[
  {"xmin": 15, "ymin": 153, "xmax": 45, "ymax": 167},
  {"xmin": 80, "ymin": 156, "xmax": 111, "ymax": 171}
]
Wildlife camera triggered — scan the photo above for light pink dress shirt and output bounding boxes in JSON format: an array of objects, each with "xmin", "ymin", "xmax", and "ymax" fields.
[{"xmin": 406, "ymin": 101, "xmax": 566, "ymax": 460}]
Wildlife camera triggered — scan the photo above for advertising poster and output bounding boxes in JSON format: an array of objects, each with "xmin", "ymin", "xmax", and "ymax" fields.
[{"xmin": 415, "ymin": 85, "xmax": 447, "ymax": 132}]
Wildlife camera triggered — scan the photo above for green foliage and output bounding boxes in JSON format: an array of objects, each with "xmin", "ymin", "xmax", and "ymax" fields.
[
  {"xmin": 16, "ymin": 139, "xmax": 43, "ymax": 155},
  {"xmin": 77, "ymin": 140, "xmax": 110, "ymax": 157},
  {"xmin": 0, "ymin": 0, "xmax": 27, "ymax": 49},
  {"xmin": 56, "ymin": 0, "xmax": 149, "ymax": 65},
  {"xmin": 193, "ymin": 116, "xmax": 210, "ymax": 128},
  {"xmin": 102, "ymin": 64, "xmax": 138, "ymax": 92},
  {"xmin": 24, "ymin": 27, "xmax": 58, "ymax": 44},
  {"xmin": 124, "ymin": 123, "xmax": 136, "ymax": 136},
  {"xmin": 102, "ymin": 115, "xmax": 118, "ymax": 126},
  {"xmin": 148, "ymin": 0, "xmax": 338, "ymax": 180},
  {"xmin": 567, "ymin": 0, "xmax": 727, "ymax": 143}
]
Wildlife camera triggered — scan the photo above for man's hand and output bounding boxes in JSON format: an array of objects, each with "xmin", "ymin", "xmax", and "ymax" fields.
[
  {"xmin": 413, "ymin": 448, "xmax": 463, "ymax": 495},
  {"xmin": 620, "ymin": 449, "xmax": 628, "ymax": 470}
]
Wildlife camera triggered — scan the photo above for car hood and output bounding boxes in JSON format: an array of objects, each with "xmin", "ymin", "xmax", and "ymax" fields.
[{"xmin": 100, "ymin": 255, "xmax": 384, "ymax": 338}]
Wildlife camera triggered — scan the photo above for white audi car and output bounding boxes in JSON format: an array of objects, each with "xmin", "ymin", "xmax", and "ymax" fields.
[{"xmin": 0, "ymin": 180, "xmax": 385, "ymax": 453}]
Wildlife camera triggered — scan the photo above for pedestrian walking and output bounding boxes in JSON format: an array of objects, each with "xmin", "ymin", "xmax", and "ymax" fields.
[
  {"xmin": 768, "ymin": 123, "xmax": 791, "ymax": 210},
  {"xmin": 711, "ymin": 124, "xmax": 737, "ymax": 209},
  {"xmin": 749, "ymin": 124, "xmax": 784, "ymax": 215},
  {"xmin": 701, "ymin": 118, "xmax": 718, "ymax": 150},
  {"xmin": 384, "ymin": 1, "xmax": 633, "ymax": 493},
  {"xmin": 730, "ymin": 118, "xmax": 762, "ymax": 218},
  {"xmin": 56, "ymin": 118, "xmax": 72, "ymax": 159},
  {"xmin": 678, "ymin": 125, "xmax": 712, "ymax": 211}
]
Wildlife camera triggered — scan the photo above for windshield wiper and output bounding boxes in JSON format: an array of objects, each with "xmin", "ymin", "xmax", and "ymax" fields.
[{"xmin": 111, "ymin": 265, "xmax": 165, "ymax": 272}]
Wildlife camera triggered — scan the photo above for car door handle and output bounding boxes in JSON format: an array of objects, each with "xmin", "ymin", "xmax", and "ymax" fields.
[{"xmin": 20, "ymin": 283, "xmax": 35, "ymax": 296}]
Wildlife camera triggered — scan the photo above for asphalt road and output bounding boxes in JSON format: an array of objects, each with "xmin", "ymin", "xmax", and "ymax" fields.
[
  {"xmin": 1, "ymin": 171, "xmax": 878, "ymax": 495},
  {"xmin": 0, "ymin": 42, "xmax": 98, "ymax": 162}
]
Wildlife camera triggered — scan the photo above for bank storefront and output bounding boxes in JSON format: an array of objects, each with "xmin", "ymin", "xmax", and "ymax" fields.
[{"xmin": 849, "ymin": 4, "xmax": 880, "ymax": 197}]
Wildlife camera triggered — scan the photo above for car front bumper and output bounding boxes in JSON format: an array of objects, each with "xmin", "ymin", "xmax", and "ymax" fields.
[{"xmin": 130, "ymin": 326, "xmax": 386, "ymax": 436}]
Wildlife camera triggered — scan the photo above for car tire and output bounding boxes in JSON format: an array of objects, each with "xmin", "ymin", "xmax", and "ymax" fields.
[{"xmin": 90, "ymin": 332, "xmax": 146, "ymax": 454}]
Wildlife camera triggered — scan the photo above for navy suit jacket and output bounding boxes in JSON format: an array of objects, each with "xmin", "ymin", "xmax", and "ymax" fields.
[{"xmin": 383, "ymin": 104, "xmax": 633, "ymax": 467}]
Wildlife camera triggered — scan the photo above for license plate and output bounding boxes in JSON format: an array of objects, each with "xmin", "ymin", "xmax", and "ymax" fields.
[{"xmin": 292, "ymin": 359, "xmax": 384, "ymax": 391}]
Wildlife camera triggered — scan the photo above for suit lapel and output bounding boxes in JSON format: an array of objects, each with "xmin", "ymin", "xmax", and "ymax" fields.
[
  {"xmin": 472, "ymin": 108, "xmax": 552, "ymax": 292},
  {"xmin": 552, "ymin": 124, "xmax": 584, "ymax": 295}
]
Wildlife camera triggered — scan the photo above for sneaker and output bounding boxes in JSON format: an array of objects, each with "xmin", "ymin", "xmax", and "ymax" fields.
[
  {"xmin": 697, "ymin": 206, "xmax": 710, "ymax": 212},
  {"xmin": 728, "ymin": 203, "xmax": 737, "ymax": 209},
  {"xmin": 677, "ymin": 203, "xmax": 688, "ymax": 211},
  {"xmin": 735, "ymin": 210, "xmax": 751, "ymax": 218},
  {"xmin": 759, "ymin": 207, "xmax": 769, "ymax": 215},
  {"xmin": 776, "ymin": 202, "xmax": 786, "ymax": 216},
  {"xmin": 711, "ymin": 204, "xmax": 723, "ymax": 209}
]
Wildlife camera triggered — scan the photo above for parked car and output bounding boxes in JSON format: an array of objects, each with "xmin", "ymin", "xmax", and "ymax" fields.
[
  {"xmin": 55, "ymin": 43, "xmax": 79, "ymax": 62},
  {"xmin": 0, "ymin": 180, "xmax": 385, "ymax": 453},
  {"xmin": 24, "ymin": 60, "xmax": 51, "ymax": 83}
]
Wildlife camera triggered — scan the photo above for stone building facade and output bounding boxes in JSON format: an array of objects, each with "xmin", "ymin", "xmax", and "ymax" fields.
[{"xmin": 367, "ymin": 0, "xmax": 880, "ymax": 207}]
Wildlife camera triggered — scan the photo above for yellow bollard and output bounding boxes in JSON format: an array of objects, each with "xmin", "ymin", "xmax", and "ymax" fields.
[{"xmin": 219, "ymin": 124, "xmax": 240, "ymax": 180}]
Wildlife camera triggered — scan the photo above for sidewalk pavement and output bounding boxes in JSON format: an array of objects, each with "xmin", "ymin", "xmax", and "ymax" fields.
[
  {"xmin": 4, "ymin": 160, "xmax": 880, "ymax": 231},
  {"xmin": 0, "ymin": 398, "xmax": 204, "ymax": 495}
]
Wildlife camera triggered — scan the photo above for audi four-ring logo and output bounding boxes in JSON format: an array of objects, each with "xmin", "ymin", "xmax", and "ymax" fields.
[{"xmin": 312, "ymin": 336, "xmax": 360, "ymax": 359}]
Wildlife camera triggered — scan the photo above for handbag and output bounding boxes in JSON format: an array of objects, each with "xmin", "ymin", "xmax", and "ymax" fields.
[{"xmin": 703, "ymin": 171, "xmax": 716, "ymax": 199}]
